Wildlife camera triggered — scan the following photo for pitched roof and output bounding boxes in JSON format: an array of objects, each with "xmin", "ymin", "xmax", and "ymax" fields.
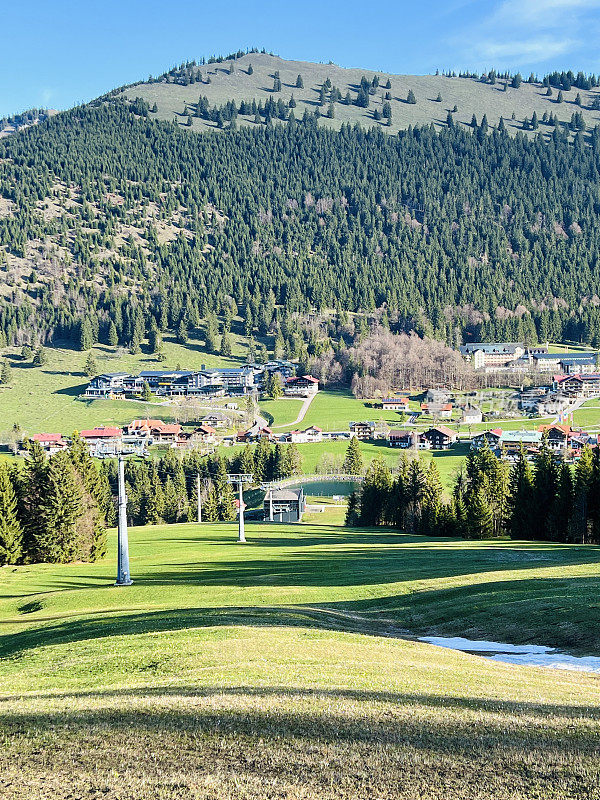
[
  {"xmin": 425, "ymin": 425, "xmax": 456, "ymax": 437},
  {"xmin": 80, "ymin": 426, "xmax": 122, "ymax": 438},
  {"xmin": 538, "ymin": 423, "xmax": 571, "ymax": 435},
  {"xmin": 32, "ymin": 433, "xmax": 63, "ymax": 442}
]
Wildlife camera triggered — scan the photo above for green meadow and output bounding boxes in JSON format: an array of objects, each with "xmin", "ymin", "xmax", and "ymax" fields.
[
  {"xmin": 2, "ymin": 516, "xmax": 600, "ymax": 798},
  {"xmin": 0, "ymin": 336, "xmax": 247, "ymax": 436}
]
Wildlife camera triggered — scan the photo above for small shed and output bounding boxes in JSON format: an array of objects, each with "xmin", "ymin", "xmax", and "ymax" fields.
[{"xmin": 263, "ymin": 488, "xmax": 306, "ymax": 523}]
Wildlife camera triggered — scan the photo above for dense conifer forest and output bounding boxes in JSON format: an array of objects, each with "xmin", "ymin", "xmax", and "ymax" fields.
[
  {"xmin": 347, "ymin": 440, "xmax": 600, "ymax": 544},
  {"xmin": 2, "ymin": 100, "xmax": 600, "ymax": 354}
]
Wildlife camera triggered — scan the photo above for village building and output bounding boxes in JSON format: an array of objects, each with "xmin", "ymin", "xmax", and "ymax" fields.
[
  {"xmin": 201, "ymin": 412, "xmax": 231, "ymax": 429},
  {"xmin": 284, "ymin": 375, "xmax": 319, "ymax": 396},
  {"xmin": 459, "ymin": 342, "xmax": 526, "ymax": 370},
  {"xmin": 30, "ymin": 432, "xmax": 69, "ymax": 455},
  {"xmin": 239, "ymin": 424, "xmax": 273, "ymax": 442},
  {"xmin": 125, "ymin": 419, "xmax": 182, "ymax": 444},
  {"xmin": 538, "ymin": 424, "xmax": 576, "ymax": 452},
  {"xmin": 188, "ymin": 424, "xmax": 217, "ymax": 445},
  {"xmin": 388, "ymin": 430, "xmax": 429, "ymax": 449},
  {"xmin": 263, "ymin": 488, "xmax": 306, "ymax": 522},
  {"xmin": 422, "ymin": 426, "xmax": 457, "ymax": 450},
  {"xmin": 461, "ymin": 405, "xmax": 483, "ymax": 425},
  {"xmin": 529, "ymin": 352, "xmax": 597, "ymax": 374},
  {"xmin": 498, "ymin": 430, "xmax": 543, "ymax": 460},
  {"xmin": 421, "ymin": 401, "xmax": 453, "ymax": 419},
  {"xmin": 84, "ymin": 373, "xmax": 129, "ymax": 399},
  {"xmin": 471, "ymin": 429, "xmax": 503, "ymax": 451},
  {"xmin": 425, "ymin": 388, "xmax": 451, "ymax": 404},
  {"xmin": 381, "ymin": 397, "xmax": 409, "ymax": 411},
  {"xmin": 553, "ymin": 374, "xmax": 600, "ymax": 398},
  {"xmin": 79, "ymin": 426, "xmax": 123, "ymax": 456},
  {"xmin": 349, "ymin": 421, "xmax": 375, "ymax": 440},
  {"xmin": 283, "ymin": 426, "xmax": 323, "ymax": 444}
]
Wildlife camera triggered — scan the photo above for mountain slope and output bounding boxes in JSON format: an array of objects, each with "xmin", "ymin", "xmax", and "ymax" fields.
[{"xmin": 120, "ymin": 52, "xmax": 600, "ymax": 137}]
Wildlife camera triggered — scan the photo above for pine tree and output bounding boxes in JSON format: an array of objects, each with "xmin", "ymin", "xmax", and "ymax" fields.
[
  {"xmin": 284, "ymin": 443, "xmax": 303, "ymax": 476},
  {"xmin": 177, "ymin": 317, "xmax": 188, "ymax": 344},
  {"xmin": 253, "ymin": 437, "xmax": 272, "ymax": 482},
  {"xmin": 531, "ymin": 435, "xmax": 558, "ymax": 540},
  {"xmin": 343, "ymin": 437, "xmax": 363, "ymax": 474},
  {"xmin": 406, "ymin": 89, "xmax": 416, "ymax": 104},
  {"xmin": 272, "ymin": 443, "xmax": 287, "ymax": 480},
  {"xmin": 40, "ymin": 452, "xmax": 83, "ymax": 563},
  {"xmin": 359, "ymin": 458, "xmax": 393, "ymax": 526},
  {"xmin": 108, "ymin": 321, "xmax": 118, "ymax": 346},
  {"xmin": 1, "ymin": 360, "xmax": 11, "ymax": 385},
  {"xmin": 296, "ymin": 74, "xmax": 304, "ymax": 88},
  {"xmin": 142, "ymin": 381, "xmax": 152, "ymax": 402},
  {"xmin": 466, "ymin": 486, "xmax": 494, "ymax": 539},
  {"xmin": 0, "ymin": 463, "xmax": 23, "ymax": 564},
  {"xmin": 420, "ymin": 461, "xmax": 443, "ymax": 535},
  {"xmin": 79, "ymin": 317, "xmax": 94, "ymax": 351},
  {"xmin": 84, "ymin": 352, "xmax": 98, "ymax": 377},
  {"xmin": 202, "ymin": 484, "xmax": 219, "ymax": 521},
  {"xmin": 507, "ymin": 447, "xmax": 534, "ymax": 539},
  {"xmin": 162, "ymin": 476, "xmax": 179, "ymax": 523},
  {"xmin": 270, "ymin": 373, "xmax": 283, "ymax": 399},
  {"xmin": 553, "ymin": 461, "xmax": 574, "ymax": 541},
  {"xmin": 218, "ymin": 481, "xmax": 237, "ymax": 521},
  {"xmin": 220, "ymin": 332, "xmax": 232, "ymax": 356}
]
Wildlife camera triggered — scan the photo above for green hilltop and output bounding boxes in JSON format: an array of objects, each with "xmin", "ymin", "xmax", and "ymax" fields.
[{"xmin": 120, "ymin": 52, "xmax": 600, "ymax": 136}]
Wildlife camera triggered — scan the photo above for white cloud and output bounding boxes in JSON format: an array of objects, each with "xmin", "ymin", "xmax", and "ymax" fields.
[
  {"xmin": 475, "ymin": 36, "xmax": 576, "ymax": 62},
  {"xmin": 455, "ymin": 0, "xmax": 600, "ymax": 66}
]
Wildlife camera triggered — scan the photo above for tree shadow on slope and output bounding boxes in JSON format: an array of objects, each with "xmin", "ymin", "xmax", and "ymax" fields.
[{"xmin": 3, "ymin": 575, "xmax": 600, "ymax": 658}]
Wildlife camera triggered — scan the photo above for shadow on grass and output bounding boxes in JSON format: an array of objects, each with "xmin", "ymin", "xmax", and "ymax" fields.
[
  {"xmin": 3, "ymin": 570, "xmax": 600, "ymax": 659},
  {"xmin": 3, "ymin": 684, "xmax": 600, "ymax": 723}
]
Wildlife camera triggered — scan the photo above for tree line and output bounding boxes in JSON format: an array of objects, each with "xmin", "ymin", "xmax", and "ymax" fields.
[
  {"xmin": 100, "ymin": 439, "xmax": 303, "ymax": 527},
  {"xmin": 0, "ymin": 438, "xmax": 113, "ymax": 566},
  {"xmin": 346, "ymin": 440, "xmax": 600, "ymax": 544}
]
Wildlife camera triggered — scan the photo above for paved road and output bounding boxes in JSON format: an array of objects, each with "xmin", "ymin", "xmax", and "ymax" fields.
[{"xmin": 272, "ymin": 392, "xmax": 318, "ymax": 430}]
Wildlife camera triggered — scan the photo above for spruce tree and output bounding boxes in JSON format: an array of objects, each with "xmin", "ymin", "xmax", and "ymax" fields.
[
  {"xmin": 19, "ymin": 441, "xmax": 50, "ymax": 562},
  {"xmin": 1, "ymin": 360, "xmax": 11, "ymax": 385},
  {"xmin": 253, "ymin": 437, "xmax": 272, "ymax": 482},
  {"xmin": 531, "ymin": 435, "xmax": 558, "ymax": 540},
  {"xmin": 0, "ymin": 463, "xmax": 23, "ymax": 565},
  {"xmin": 108, "ymin": 321, "xmax": 118, "ymax": 346},
  {"xmin": 218, "ymin": 481, "xmax": 237, "ymax": 521},
  {"xmin": 202, "ymin": 484, "xmax": 219, "ymax": 521},
  {"xmin": 343, "ymin": 437, "xmax": 364, "ymax": 474},
  {"xmin": 296, "ymin": 74, "xmax": 304, "ymax": 89},
  {"xmin": 466, "ymin": 486, "xmax": 494, "ymax": 539},
  {"xmin": 506, "ymin": 448, "xmax": 534, "ymax": 539},
  {"xmin": 40, "ymin": 453, "xmax": 83, "ymax": 563},
  {"xmin": 84, "ymin": 352, "xmax": 98, "ymax": 377},
  {"xmin": 79, "ymin": 317, "xmax": 94, "ymax": 351}
]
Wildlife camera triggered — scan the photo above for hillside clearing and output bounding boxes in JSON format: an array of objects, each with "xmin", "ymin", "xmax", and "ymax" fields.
[{"xmin": 122, "ymin": 52, "xmax": 600, "ymax": 139}]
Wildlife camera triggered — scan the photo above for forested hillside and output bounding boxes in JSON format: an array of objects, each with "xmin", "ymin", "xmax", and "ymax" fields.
[{"xmin": 2, "ymin": 93, "xmax": 600, "ymax": 356}]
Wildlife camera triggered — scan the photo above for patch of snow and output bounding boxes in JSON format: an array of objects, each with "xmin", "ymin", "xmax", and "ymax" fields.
[
  {"xmin": 420, "ymin": 636, "xmax": 552, "ymax": 654},
  {"xmin": 419, "ymin": 636, "xmax": 600, "ymax": 673}
]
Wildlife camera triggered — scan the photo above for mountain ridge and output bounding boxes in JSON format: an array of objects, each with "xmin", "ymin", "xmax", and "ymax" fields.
[{"xmin": 116, "ymin": 52, "xmax": 600, "ymax": 138}]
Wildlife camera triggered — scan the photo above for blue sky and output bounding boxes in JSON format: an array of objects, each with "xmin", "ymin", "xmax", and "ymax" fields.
[{"xmin": 2, "ymin": 0, "xmax": 600, "ymax": 117}]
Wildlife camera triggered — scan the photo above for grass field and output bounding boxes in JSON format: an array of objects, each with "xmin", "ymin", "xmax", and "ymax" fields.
[
  {"xmin": 122, "ymin": 52, "xmax": 600, "ymax": 141},
  {"xmin": 2, "ymin": 518, "xmax": 600, "ymax": 798},
  {"xmin": 572, "ymin": 400, "xmax": 600, "ymax": 429},
  {"xmin": 290, "ymin": 388, "xmax": 407, "ymax": 431},
  {"xmin": 0, "ymin": 336, "xmax": 247, "ymax": 435}
]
